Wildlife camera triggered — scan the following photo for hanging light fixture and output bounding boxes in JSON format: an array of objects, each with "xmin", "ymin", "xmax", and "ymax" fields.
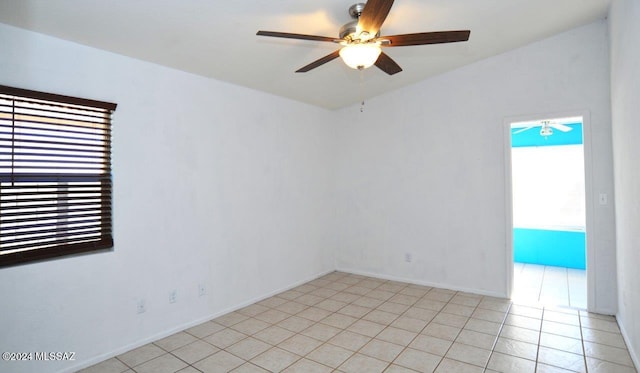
[
  {"xmin": 339, "ymin": 43, "xmax": 382, "ymax": 70},
  {"xmin": 539, "ymin": 121, "xmax": 553, "ymax": 137}
]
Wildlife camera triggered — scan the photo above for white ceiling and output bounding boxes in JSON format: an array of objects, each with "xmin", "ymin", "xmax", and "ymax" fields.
[{"xmin": 0, "ymin": 0, "xmax": 611, "ymax": 110}]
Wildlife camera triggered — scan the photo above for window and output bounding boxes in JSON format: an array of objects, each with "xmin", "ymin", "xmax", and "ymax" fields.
[{"xmin": 0, "ymin": 85, "xmax": 116, "ymax": 267}]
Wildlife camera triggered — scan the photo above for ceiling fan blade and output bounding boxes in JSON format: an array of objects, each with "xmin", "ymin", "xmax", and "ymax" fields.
[
  {"xmin": 257, "ymin": 31, "xmax": 337, "ymax": 43},
  {"xmin": 358, "ymin": 0, "xmax": 394, "ymax": 37},
  {"xmin": 550, "ymin": 123, "xmax": 573, "ymax": 132},
  {"xmin": 382, "ymin": 30, "xmax": 470, "ymax": 46},
  {"xmin": 513, "ymin": 126, "xmax": 534, "ymax": 134},
  {"xmin": 296, "ymin": 50, "xmax": 341, "ymax": 73},
  {"xmin": 375, "ymin": 52, "xmax": 403, "ymax": 75}
]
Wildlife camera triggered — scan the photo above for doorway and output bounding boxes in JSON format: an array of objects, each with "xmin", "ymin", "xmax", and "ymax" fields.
[{"xmin": 506, "ymin": 115, "xmax": 588, "ymax": 309}]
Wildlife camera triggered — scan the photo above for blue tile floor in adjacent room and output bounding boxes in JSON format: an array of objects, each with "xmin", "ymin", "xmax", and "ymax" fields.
[{"xmin": 513, "ymin": 263, "xmax": 587, "ymax": 309}]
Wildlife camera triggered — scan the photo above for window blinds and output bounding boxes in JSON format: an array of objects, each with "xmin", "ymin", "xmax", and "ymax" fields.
[{"xmin": 0, "ymin": 85, "xmax": 116, "ymax": 267}]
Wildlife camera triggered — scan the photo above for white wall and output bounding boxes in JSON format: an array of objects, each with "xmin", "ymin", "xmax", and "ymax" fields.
[
  {"xmin": 0, "ymin": 16, "xmax": 622, "ymax": 373},
  {"xmin": 334, "ymin": 20, "xmax": 616, "ymax": 310},
  {"xmin": 0, "ymin": 23, "xmax": 336, "ymax": 373},
  {"xmin": 609, "ymin": 0, "xmax": 640, "ymax": 366}
]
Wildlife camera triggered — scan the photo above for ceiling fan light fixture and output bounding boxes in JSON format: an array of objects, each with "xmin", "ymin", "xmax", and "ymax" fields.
[
  {"xmin": 339, "ymin": 43, "xmax": 382, "ymax": 70},
  {"xmin": 540, "ymin": 125, "xmax": 553, "ymax": 137},
  {"xmin": 256, "ymin": 2, "xmax": 470, "ymax": 75}
]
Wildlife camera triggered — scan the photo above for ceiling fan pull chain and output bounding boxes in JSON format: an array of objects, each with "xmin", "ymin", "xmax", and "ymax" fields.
[{"xmin": 360, "ymin": 68, "xmax": 365, "ymax": 112}]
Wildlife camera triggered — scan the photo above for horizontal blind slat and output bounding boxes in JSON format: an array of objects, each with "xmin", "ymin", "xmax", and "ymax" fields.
[
  {"xmin": 1, "ymin": 158, "xmax": 107, "ymax": 166},
  {"xmin": 0, "ymin": 119, "xmax": 111, "ymax": 134},
  {"xmin": 2, "ymin": 203, "xmax": 108, "ymax": 213},
  {"xmin": 1, "ymin": 174, "xmax": 111, "ymax": 182},
  {"xmin": 0, "ymin": 112, "xmax": 110, "ymax": 127},
  {"xmin": 1, "ymin": 131, "xmax": 108, "ymax": 145},
  {"xmin": 1, "ymin": 190, "xmax": 108, "ymax": 197},
  {"xmin": 2, "ymin": 144, "xmax": 109, "ymax": 155},
  {"xmin": 1, "ymin": 193, "xmax": 106, "ymax": 201},
  {"xmin": 1, "ymin": 226, "xmax": 105, "ymax": 245},
  {"xmin": 1, "ymin": 205, "xmax": 111, "ymax": 217},
  {"xmin": 4, "ymin": 137, "xmax": 109, "ymax": 149},
  {"xmin": 4, "ymin": 166, "xmax": 109, "ymax": 172},
  {"xmin": 1, "ymin": 235, "xmax": 112, "ymax": 253},
  {"xmin": 0, "ymin": 150, "xmax": 106, "ymax": 161},
  {"xmin": 1, "ymin": 218, "xmax": 105, "ymax": 231},
  {"xmin": 1, "ymin": 212, "xmax": 112, "ymax": 225}
]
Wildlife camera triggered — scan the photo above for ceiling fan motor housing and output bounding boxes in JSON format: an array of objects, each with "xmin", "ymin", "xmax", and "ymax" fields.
[
  {"xmin": 339, "ymin": 20, "xmax": 359, "ymax": 39},
  {"xmin": 340, "ymin": 3, "xmax": 379, "ymax": 41}
]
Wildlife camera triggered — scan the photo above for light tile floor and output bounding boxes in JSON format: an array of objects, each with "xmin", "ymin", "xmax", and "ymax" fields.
[
  {"xmin": 81, "ymin": 272, "xmax": 636, "ymax": 373},
  {"xmin": 513, "ymin": 263, "xmax": 587, "ymax": 309}
]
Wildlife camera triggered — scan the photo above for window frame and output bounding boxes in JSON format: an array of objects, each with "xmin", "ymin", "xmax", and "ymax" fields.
[{"xmin": 0, "ymin": 85, "xmax": 117, "ymax": 267}]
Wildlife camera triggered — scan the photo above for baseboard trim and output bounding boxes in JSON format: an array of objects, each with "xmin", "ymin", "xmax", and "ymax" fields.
[
  {"xmin": 617, "ymin": 315, "xmax": 640, "ymax": 371},
  {"xmin": 64, "ymin": 268, "xmax": 335, "ymax": 373},
  {"xmin": 335, "ymin": 267, "xmax": 508, "ymax": 299},
  {"xmin": 590, "ymin": 307, "xmax": 617, "ymax": 316}
]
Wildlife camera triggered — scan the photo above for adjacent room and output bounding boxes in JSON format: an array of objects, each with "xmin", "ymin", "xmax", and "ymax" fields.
[
  {"xmin": 0, "ymin": 0, "xmax": 638, "ymax": 372},
  {"xmin": 509, "ymin": 117, "xmax": 587, "ymax": 309}
]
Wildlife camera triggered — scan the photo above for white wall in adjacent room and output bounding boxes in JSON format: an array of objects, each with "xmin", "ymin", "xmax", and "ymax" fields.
[
  {"xmin": 511, "ymin": 145, "xmax": 586, "ymax": 230},
  {"xmin": 0, "ymin": 23, "xmax": 336, "ymax": 373},
  {"xmin": 609, "ymin": 0, "xmax": 640, "ymax": 367},
  {"xmin": 334, "ymin": 20, "xmax": 616, "ymax": 311}
]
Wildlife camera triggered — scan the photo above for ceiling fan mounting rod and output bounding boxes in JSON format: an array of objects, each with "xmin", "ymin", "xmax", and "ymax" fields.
[
  {"xmin": 341, "ymin": 3, "xmax": 379, "ymax": 41},
  {"xmin": 348, "ymin": 3, "xmax": 366, "ymax": 19}
]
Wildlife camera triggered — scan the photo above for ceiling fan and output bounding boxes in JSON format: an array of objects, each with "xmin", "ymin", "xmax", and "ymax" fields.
[
  {"xmin": 513, "ymin": 120, "xmax": 574, "ymax": 137},
  {"xmin": 256, "ymin": 0, "xmax": 471, "ymax": 75}
]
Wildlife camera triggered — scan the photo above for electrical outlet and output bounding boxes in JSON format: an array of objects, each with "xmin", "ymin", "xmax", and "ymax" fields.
[
  {"xmin": 169, "ymin": 290, "xmax": 177, "ymax": 304},
  {"xmin": 405, "ymin": 253, "xmax": 412, "ymax": 263},
  {"xmin": 137, "ymin": 299, "xmax": 146, "ymax": 314},
  {"xmin": 198, "ymin": 283, "xmax": 206, "ymax": 297}
]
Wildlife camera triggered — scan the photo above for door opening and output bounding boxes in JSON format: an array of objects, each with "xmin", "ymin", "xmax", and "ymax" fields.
[{"xmin": 507, "ymin": 116, "xmax": 587, "ymax": 309}]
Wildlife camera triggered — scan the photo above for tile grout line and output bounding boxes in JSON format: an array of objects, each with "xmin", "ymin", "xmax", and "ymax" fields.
[
  {"xmin": 481, "ymin": 301, "xmax": 514, "ymax": 372},
  {"xmin": 565, "ymin": 266, "xmax": 572, "ymax": 309},
  {"xmin": 534, "ymin": 307, "xmax": 545, "ymax": 372},
  {"xmin": 579, "ymin": 310, "xmax": 589, "ymax": 373},
  {"xmin": 538, "ymin": 265, "xmax": 546, "ymax": 304}
]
